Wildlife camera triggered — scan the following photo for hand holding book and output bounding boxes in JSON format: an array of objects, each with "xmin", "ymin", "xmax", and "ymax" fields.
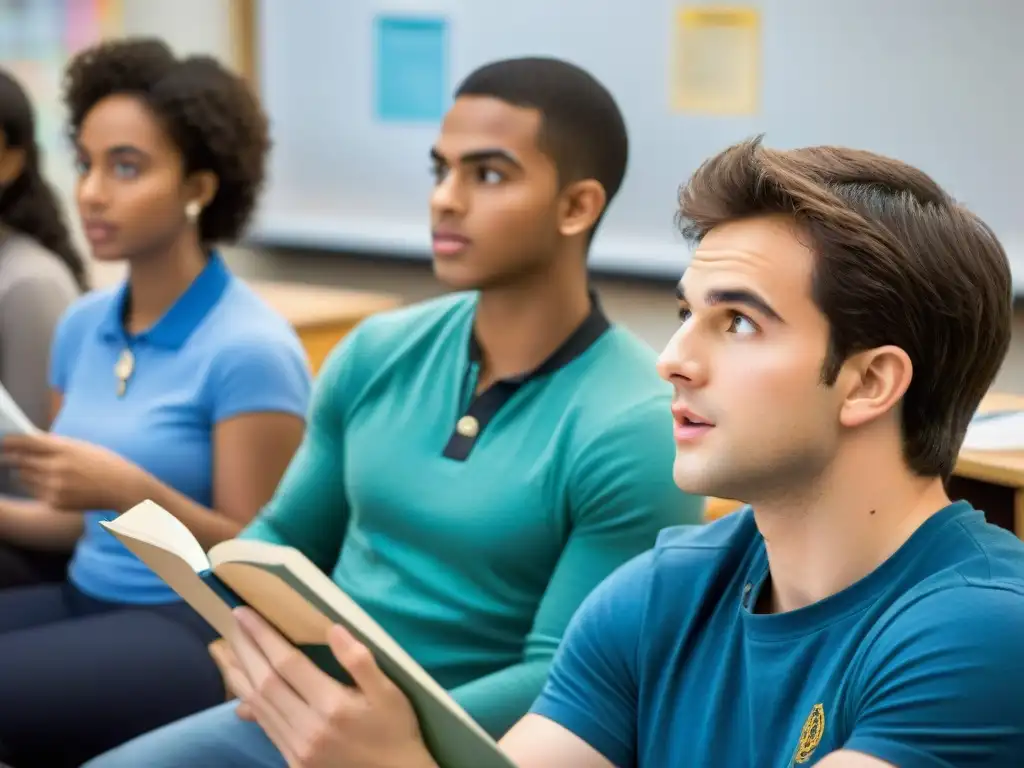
[
  {"xmin": 100, "ymin": 500, "xmax": 517, "ymax": 768},
  {"xmin": 222, "ymin": 605, "xmax": 440, "ymax": 768}
]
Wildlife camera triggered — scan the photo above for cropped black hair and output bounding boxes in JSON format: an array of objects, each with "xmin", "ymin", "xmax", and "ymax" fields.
[
  {"xmin": 62, "ymin": 37, "xmax": 270, "ymax": 245},
  {"xmin": 0, "ymin": 69, "xmax": 88, "ymax": 290},
  {"xmin": 455, "ymin": 57, "xmax": 629, "ymax": 235}
]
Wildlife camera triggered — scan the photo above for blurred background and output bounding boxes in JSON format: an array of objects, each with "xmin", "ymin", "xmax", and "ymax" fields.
[{"xmin": 5, "ymin": 0, "xmax": 1024, "ymax": 389}]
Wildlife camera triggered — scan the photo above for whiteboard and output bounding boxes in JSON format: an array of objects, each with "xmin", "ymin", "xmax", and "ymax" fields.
[{"xmin": 250, "ymin": 0, "xmax": 1024, "ymax": 287}]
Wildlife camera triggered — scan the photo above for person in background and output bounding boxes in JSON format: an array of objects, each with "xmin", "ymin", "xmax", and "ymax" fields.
[
  {"xmin": 0, "ymin": 38, "xmax": 311, "ymax": 768},
  {"xmin": 87, "ymin": 56, "xmax": 704, "ymax": 767},
  {"xmin": 0, "ymin": 69, "xmax": 88, "ymax": 588}
]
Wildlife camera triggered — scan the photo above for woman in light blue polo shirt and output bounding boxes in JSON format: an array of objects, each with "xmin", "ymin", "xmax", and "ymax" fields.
[{"xmin": 0, "ymin": 39, "xmax": 312, "ymax": 767}]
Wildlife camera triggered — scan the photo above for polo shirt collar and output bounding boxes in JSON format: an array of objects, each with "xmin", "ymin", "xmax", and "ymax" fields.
[
  {"xmin": 466, "ymin": 289, "xmax": 611, "ymax": 382},
  {"xmin": 98, "ymin": 251, "xmax": 230, "ymax": 348},
  {"xmin": 443, "ymin": 290, "xmax": 611, "ymax": 462}
]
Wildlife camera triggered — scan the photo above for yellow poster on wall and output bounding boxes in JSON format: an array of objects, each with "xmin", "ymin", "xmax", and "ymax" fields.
[{"xmin": 670, "ymin": 5, "xmax": 761, "ymax": 115}]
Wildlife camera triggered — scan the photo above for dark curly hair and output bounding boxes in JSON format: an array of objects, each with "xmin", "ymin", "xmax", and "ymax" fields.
[
  {"xmin": 0, "ymin": 69, "xmax": 88, "ymax": 290},
  {"xmin": 62, "ymin": 37, "xmax": 270, "ymax": 245}
]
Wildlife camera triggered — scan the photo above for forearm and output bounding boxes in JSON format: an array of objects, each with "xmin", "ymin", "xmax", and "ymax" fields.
[
  {"xmin": 119, "ymin": 471, "xmax": 242, "ymax": 550},
  {"xmin": 450, "ymin": 659, "xmax": 551, "ymax": 739},
  {"xmin": 0, "ymin": 495, "xmax": 82, "ymax": 551}
]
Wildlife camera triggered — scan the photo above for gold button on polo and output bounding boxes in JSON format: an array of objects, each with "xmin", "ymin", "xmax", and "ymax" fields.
[{"xmin": 456, "ymin": 415, "xmax": 479, "ymax": 438}]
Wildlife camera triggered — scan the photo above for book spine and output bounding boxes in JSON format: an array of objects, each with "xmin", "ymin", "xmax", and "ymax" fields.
[{"xmin": 198, "ymin": 569, "xmax": 246, "ymax": 609}]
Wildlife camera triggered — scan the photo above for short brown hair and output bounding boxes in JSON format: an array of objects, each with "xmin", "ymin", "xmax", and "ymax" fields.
[{"xmin": 677, "ymin": 135, "xmax": 1012, "ymax": 478}]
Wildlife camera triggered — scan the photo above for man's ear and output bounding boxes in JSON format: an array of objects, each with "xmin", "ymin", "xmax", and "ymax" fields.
[
  {"xmin": 836, "ymin": 345, "xmax": 913, "ymax": 429},
  {"xmin": 557, "ymin": 179, "xmax": 606, "ymax": 239}
]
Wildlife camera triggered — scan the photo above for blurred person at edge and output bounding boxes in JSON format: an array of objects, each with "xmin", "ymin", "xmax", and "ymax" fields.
[{"xmin": 0, "ymin": 67, "xmax": 85, "ymax": 588}]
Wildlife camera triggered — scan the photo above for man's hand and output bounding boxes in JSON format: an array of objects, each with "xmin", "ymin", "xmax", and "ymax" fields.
[{"xmin": 224, "ymin": 607, "xmax": 439, "ymax": 768}]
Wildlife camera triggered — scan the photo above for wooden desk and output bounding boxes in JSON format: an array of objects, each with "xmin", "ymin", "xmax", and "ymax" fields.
[
  {"xmin": 947, "ymin": 392, "xmax": 1024, "ymax": 534},
  {"xmin": 705, "ymin": 392, "xmax": 1024, "ymax": 535},
  {"xmin": 252, "ymin": 281, "xmax": 402, "ymax": 372}
]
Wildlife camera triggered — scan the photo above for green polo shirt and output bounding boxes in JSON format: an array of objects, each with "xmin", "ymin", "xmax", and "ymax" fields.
[{"xmin": 241, "ymin": 291, "xmax": 702, "ymax": 736}]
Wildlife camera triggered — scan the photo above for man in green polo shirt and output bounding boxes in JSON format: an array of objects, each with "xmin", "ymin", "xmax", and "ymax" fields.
[{"xmin": 86, "ymin": 56, "xmax": 703, "ymax": 768}]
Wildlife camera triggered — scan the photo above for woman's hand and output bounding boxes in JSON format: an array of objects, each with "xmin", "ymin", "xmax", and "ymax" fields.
[{"xmin": 2, "ymin": 433, "xmax": 146, "ymax": 512}]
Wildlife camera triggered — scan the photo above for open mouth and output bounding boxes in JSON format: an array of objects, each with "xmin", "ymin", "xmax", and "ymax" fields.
[{"xmin": 673, "ymin": 407, "xmax": 715, "ymax": 442}]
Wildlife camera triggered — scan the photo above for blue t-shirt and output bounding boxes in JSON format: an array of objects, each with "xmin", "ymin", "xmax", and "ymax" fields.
[
  {"xmin": 49, "ymin": 254, "xmax": 311, "ymax": 603},
  {"xmin": 533, "ymin": 502, "xmax": 1024, "ymax": 766}
]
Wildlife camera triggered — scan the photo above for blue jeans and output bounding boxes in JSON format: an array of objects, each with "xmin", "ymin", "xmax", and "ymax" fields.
[{"xmin": 84, "ymin": 701, "xmax": 286, "ymax": 768}]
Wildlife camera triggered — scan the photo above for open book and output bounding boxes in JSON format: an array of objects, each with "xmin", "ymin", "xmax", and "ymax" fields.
[
  {"xmin": 0, "ymin": 381, "xmax": 38, "ymax": 436},
  {"xmin": 100, "ymin": 500, "xmax": 516, "ymax": 768}
]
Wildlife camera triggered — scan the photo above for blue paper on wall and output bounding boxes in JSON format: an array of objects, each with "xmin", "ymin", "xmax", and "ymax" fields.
[{"xmin": 374, "ymin": 15, "xmax": 448, "ymax": 123}]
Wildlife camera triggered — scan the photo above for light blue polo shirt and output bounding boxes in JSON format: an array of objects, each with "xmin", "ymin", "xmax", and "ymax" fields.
[{"xmin": 48, "ymin": 253, "xmax": 312, "ymax": 604}]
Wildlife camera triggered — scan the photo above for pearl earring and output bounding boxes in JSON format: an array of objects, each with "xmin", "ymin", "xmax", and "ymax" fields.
[{"xmin": 185, "ymin": 201, "xmax": 201, "ymax": 222}]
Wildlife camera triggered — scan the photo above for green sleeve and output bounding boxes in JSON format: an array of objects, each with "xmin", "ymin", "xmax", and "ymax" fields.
[
  {"xmin": 450, "ymin": 398, "xmax": 702, "ymax": 737},
  {"xmin": 239, "ymin": 329, "xmax": 364, "ymax": 573}
]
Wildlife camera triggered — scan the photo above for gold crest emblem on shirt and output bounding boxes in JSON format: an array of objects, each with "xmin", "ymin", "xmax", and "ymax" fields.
[{"xmin": 793, "ymin": 703, "xmax": 825, "ymax": 763}]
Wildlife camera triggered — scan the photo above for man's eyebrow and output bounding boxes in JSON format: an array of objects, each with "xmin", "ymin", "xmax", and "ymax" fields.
[
  {"xmin": 674, "ymin": 281, "xmax": 785, "ymax": 323},
  {"xmin": 429, "ymin": 146, "xmax": 523, "ymax": 168},
  {"xmin": 707, "ymin": 288, "xmax": 784, "ymax": 323}
]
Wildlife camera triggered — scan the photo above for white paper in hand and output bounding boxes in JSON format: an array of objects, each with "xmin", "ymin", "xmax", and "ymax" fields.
[
  {"xmin": 0, "ymin": 382, "xmax": 38, "ymax": 436},
  {"xmin": 962, "ymin": 410, "xmax": 1024, "ymax": 452}
]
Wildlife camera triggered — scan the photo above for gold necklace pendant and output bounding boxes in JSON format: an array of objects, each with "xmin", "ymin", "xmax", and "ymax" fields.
[{"xmin": 114, "ymin": 347, "xmax": 135, "ymax": 397}]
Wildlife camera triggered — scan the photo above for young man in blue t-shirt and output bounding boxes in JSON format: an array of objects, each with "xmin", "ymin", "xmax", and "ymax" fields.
[
  {"xmin": 193, "ymin": 138, "xmax": 1024, "ymax": 767},
  {"xmin": 502, "ymin": 140, "xmax": 1024, "ymax": 766}
]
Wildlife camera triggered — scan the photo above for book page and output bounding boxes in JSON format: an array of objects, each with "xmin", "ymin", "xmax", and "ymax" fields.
[
  {"xmin": 214, "ymin": 562, "xmax": 333, "ymax": 645},
  {"xmin": 103, "ymin": 500, "xmax": 210, "ymax": 572},
  {"xmin": 0, "ymin": 380, "xmax": 38, "ymax": 436},
  {"xmin": 103, "ymin": 531, "xmax": 237, "ymax": 637},
  {"xmin": 212, "ymin": 541, "xmax": 429, "ymax": 683},
  {"xmin": 100, "ymin": 501, "xmax": 238, "ymax": 638}
]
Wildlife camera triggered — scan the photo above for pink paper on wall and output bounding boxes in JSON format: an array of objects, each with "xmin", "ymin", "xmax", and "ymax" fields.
[{"xmin": 63, "ymin": 0, "xmax": 100, "ymax": 52}]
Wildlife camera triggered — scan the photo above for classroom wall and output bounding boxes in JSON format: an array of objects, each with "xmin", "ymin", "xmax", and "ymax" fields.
[
  {"xmin": 86, "ymin": 0, "xmax": 1024, "ymax": 394},
  {"xmin": 226, "ymin": 247, "xmax": 1024, "ymax": 396},
  {"xmin": 251, "ymin": 0, "xmax": 1024, "ymax": 285}
]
